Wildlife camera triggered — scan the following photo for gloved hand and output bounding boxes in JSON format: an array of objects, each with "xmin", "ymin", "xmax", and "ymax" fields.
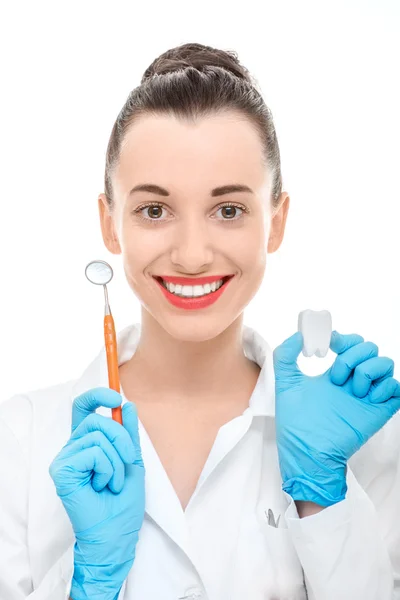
[
  {"xmin": 273, "ymin": 330, "xmax": 400, "ymax": 507},
  {"xmin": 49, "ymin": 387, "xmax": 145, "ymax": 600}
]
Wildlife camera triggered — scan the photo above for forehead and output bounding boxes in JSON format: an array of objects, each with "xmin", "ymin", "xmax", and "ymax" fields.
[{"xmin": 114, "ymin": 111, "xmax": 268, "ymax": 196}]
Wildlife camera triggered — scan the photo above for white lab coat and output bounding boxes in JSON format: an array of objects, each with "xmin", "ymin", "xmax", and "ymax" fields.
[{"xmin": 1, "ymin": 322, "xmax": 399, "ymax": 600}]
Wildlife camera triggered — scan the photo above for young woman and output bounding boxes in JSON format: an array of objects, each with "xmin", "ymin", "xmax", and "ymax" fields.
[{"xmin": 1, "ymin": 43, "xmax": 399, "ymax": 600}]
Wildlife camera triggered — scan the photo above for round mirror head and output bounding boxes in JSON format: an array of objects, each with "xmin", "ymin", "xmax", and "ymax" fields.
[{"xmin": 85, "ymin": 260, "xmax": 113, "ymax": 285}]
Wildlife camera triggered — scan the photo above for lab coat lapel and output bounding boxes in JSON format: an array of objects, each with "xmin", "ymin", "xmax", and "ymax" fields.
[{"xmin": 137, "ymin": 420, "xmax": 190, "ymax": 552}]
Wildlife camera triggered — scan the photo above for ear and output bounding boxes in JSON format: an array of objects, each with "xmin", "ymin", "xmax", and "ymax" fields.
[
  {"xmin": 267, "ymin": 192, "xmax": 290, "ymax": 254},
  {"xmin": 98, "ymin": 194, "xmax": 122, "ymax": 255}
]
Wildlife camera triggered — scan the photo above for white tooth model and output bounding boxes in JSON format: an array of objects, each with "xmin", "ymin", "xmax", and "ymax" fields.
[{"xmin": 298, "ymin": 310, "xmax": 332, "ymax": 358}]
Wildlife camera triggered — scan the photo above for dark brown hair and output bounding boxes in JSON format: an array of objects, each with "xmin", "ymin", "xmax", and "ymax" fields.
[{"xmin": 104, "ymin": 42, "xmax": 283, "ymax": 211}]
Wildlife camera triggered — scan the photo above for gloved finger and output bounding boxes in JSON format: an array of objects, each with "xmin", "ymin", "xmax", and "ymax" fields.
[
  {"xmin": 370, "ymin": 376, "xmax": 400, "ymax": 404},
  {"xmin": 380, "ymin": 381, "xmax": 400, "ymax": 419},
  {"xmin": 70, "ymin": 412, "xmax": 136, "ymax": 466},
  {"xmin": 330, "ymin": 331, "xmax": 364, "ymax": 356},
  {"xmin": 353, "ymin": 357, "xmax": 395, "ymax": 398},
  {"xmin": 330, "ymin": 340, "xmax": 379, "ymax": 386},
  {"xmin": 72, "ymin": 387, "xmax": 123, "ymax": 434},
  {"xmin": 57, "ymin": 430, "xmax": 126, "ymax": 494},
  {"xmin": 121, "ymin": 402, "xmax": 144, "ymax": 466},
  {"xmin": 50, "ymin": 446, "xmax": 113, "ymax": 498},
  {"xmin": 273, "ymin": 332, "xmax": 304, "ymax": 377}
]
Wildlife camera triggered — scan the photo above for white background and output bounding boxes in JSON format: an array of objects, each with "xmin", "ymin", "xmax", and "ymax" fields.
[{"xmin": 1, "ymin": 0, "xmax": 399, "ymax": 400}]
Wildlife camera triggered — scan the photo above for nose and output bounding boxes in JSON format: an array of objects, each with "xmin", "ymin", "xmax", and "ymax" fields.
[{"xmin": 170, "ymin": 218, "xmax": 214, "ymax": 271}]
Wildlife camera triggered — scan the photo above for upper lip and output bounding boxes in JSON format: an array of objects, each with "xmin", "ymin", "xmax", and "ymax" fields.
[{"xmin": 154, "ymin": 274, "xmax": 234, "ymax": 285}]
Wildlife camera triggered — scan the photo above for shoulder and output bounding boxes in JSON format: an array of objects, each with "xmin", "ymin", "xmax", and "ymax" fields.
[{"xmin": 0, "ymin": 379, "xmax": 77, "ymax": 461}]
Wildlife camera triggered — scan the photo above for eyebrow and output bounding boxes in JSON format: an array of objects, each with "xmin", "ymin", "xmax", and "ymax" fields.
[{"xmin": 128, "ymin": 183, "xmax": 254, "ymax": 198}]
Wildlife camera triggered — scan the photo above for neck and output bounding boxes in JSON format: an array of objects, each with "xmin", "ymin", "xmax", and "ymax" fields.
[{"xmin": 119, "ymin": 309, "xmax": 256, "ymax": 400}]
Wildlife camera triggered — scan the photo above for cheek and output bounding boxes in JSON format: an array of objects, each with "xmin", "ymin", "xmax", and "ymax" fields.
[
  {"xmin": 120, "ymin": 232, "xmax": 145, "ymax": 282},
  {"xmin": 235, "ymin": 221, "xmax": 268, "ymax": 268},
  {"xmin": 121, "ymin": 224, "xmax": 159, "ymax": 259}
]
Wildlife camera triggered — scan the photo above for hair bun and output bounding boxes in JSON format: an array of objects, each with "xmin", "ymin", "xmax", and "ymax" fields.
[{"xmin": 141, "ymin": 42, "xmax": 254, "ymax": 85}]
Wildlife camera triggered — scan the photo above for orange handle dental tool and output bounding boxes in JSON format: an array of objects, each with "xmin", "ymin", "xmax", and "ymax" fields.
[
  {"xmin": 85, "ymin": 260, "xmax": 122, "ymax": 425},
  {"xmin": 104, "ymin": 313, "xmax": 122, "ymax": 424}
]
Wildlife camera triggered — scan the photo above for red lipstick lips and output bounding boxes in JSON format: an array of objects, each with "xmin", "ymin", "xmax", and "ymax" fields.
[{"xmin": 153, "ymin": 274, "xmax": 235, "ymax": 310}]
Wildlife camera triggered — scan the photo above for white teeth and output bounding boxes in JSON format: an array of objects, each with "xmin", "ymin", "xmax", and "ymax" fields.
[
  {"xmin": 298, "ymin": 309, "xmax": 332, "ymax": 358},
  {"xmin": 162, "ymin": 278, "xmax": 225, "ymax": 297}
]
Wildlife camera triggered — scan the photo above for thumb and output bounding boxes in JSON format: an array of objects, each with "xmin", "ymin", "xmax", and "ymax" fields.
[{"xmin": 273, "ymin": 331, "xmax": 304, "ymax": 377}]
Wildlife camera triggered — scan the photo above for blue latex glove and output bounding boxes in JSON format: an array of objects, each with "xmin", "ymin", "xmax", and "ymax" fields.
[
  {"xmin": 49, "ymin": 387, "xmax": 145, "ymax": 600},
  {"xmin": 273, "ymin": 330, "xmax": 400, "ymax": 507}
]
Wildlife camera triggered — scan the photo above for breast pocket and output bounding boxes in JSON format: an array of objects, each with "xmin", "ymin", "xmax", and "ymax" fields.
[
  {"xmin": 259, "ymin": 514, "xmax": 308, "ymax": 600},
  {"xmin": 229, "ymin": 507, "xmax": 308, "ymax": 600}
]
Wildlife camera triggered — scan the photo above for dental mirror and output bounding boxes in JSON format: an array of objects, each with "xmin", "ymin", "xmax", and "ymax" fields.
[
  {"xmin": 85, "ymin": 260, "xmax": 114, "ymax": 286},
  {"xmin": 85, "ymin": 260, "xmax": 114, "ymax": 315},
  {"xmin": 84, "ymin": 259, "xmax": 122, "ymax": 424}
]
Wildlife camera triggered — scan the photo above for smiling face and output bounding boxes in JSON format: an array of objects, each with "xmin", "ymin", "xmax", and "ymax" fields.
[{"xmin": 98, "ymin": 110, "xmax": 290, "ymax": 342}]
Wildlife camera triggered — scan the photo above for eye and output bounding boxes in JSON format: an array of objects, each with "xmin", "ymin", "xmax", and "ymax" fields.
[
  {"xmin": 134, "ymin": 202, "xmax": 167, "ymax": 222},
  {"xmin": 132, "ymin": 201, "xmax": 249, "ymax": 224},
  {"xmin": 215, "ymin": 203, "xmax": 246, "ymax": 220}
]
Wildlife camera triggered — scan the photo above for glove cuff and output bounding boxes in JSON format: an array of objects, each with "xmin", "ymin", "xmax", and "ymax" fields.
[
  {"xmin": 283, "ymin": 475, "xmax": 347, "ymax": 507},
  {"xmin": 70, "ymin": 578, "xmax": 121, "ymax": 600},
  {"xmin": 70, "ymin": 538, "xmax": 136, "ymax": 600}
]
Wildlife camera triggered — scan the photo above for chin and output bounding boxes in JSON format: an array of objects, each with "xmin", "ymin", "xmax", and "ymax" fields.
[{"xmin": 151, "ymin": 311, "xmax": 244, "ymax": 343}]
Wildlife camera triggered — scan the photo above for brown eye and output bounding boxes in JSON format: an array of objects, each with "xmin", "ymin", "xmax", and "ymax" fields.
[
  {"xmin": 215, "ymin": 203, "xmax": 245, "ymax": 220},
  {"xmin": 147, "ymin": 205, "xmax": 163, "ymax": 219},
  {"xmin": 220, "ymin": 205, "xmax": 238, "ymax": 219}
]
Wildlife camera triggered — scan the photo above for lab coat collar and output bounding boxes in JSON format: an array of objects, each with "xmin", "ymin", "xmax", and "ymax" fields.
[{"xmin": 71, "ymin": 322, "xmax": 276, "ymax": 418}]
